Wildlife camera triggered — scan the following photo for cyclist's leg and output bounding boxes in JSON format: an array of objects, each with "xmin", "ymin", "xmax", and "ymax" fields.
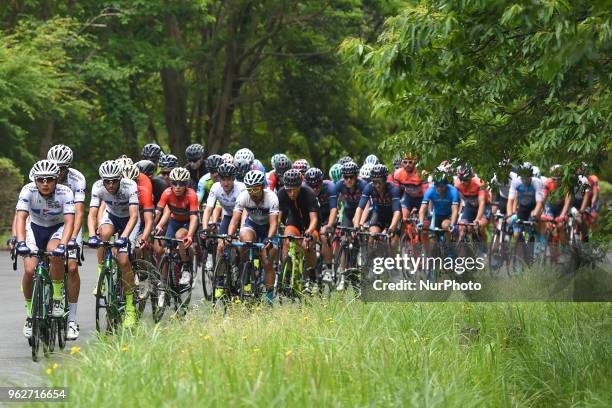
[{"xmin": 66, "ymin": 228, "xmax": 82, "ymax": 322}]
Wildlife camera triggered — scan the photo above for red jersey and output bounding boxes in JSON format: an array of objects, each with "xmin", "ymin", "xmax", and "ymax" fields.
[
  {"xmin": 137, "ymin": 173, "xmax": 154, "ymax": 213},
  {"xmin": 156, "ymin": 187, "xmax": 199, "ymax": 222},
  {"xmin": 587, "ymin": 175, "xmax": 599, "ymax": 193},
  {"xmin": 454, "ymin": 176, "xmax": 489, "ymax": 206},
  {"xmin": 393, "ymin": 168, "xmax": 427, "ymax": 198}
]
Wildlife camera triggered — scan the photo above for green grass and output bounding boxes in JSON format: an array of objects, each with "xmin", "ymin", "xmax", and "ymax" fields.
[{"xmin": 34, "ymin": 294, "xmax": 612, "ymax": 407}]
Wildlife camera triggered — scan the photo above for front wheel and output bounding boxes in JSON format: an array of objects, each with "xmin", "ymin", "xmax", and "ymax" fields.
[{"xmin": 95, "ymin": 267, "xmax": 113, "ymax": 333}]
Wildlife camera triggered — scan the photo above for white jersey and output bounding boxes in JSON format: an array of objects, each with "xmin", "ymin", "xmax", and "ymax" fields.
[
  {"xmin": 16, "ymin": 183, "xmax": 75, "ymax": 227},
  {"xmin": 508, "ymin": 177, "xmax": 545, "ymax": 205},
  {"xmin": 206, "ymin": 181, "xmax": 246, "ymax": 216},
  {"xmin": 60, "ymin": 168, "xmax": 87, "ymax": 203},
  {"xmin": 90, "ymin": 179, "xmax": 139, "ymax": 218},
  {"xmin": 234, "ymin": 189, "xmax": 279, "ymax": 225}
]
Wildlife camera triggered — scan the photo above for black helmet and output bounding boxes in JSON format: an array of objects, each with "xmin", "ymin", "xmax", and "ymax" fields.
[
  {"xmin": 455, "ymin": 164, "xmax": 474, "ymax": 182},
  {"xmin": 136, "ymin": 160, "xmax": 156, "ymax": 177},
  {"xmin": 304, "ymin": 167, "xmax": 324, "ymax": 186},
  {"xmin": 338, "ymin": 156, "xmax": 353, "ymax": 165},
  {"xmin": 283, "ymin": 169, "xmax": 303, "ymax": 187},
  {"xmin": 234, "ymin": 159, "xmax": 251, "ymax": 180},
  {"xmin": 432, "ymin": 168, "xmax": 452, "ymax": 185},
  {"xmin": 274, "ymin": 154, "xmax": 292, "ymax": 174},
  {"xmin": 206, "ymin": 154, "xmax": 223, "ymax": 172},
  {"xmin": 370, "ymin": 164, "xmax": 389, "ymax": 180},
  {"xmin": 392, "ymin": 155, "xmax": 402, "ymax": 169},
  {"xmin": 142, "ymin": 143, "xmax": 162, "ymax": 162},
  {"xmin": 341, "ymin": 161, "xmax": 359, "ymax": 177},
  {"xmin": 218, "ymin": 163, "xmax": 236, "ymax": 178},
  {"xmin": 158, "ymin": 154, "xmax": 179, "ymax": 171},
  {"xmin": 185, "ymin": 144, "xmax": 205, "ymax": 161}
]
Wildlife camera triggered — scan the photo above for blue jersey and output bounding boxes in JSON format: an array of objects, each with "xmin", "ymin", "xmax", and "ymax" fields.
[
  {"xmin": 358, "ymin": 182, "xmax": 401, "ymax": 214},
  {"xmin": 334, "ymin": 179, "xmax": 367, "ymax": 213},
  {"xmin": 316, "ymin": 180, "xmax": 337, "ymax": 215},
  {"xmin": 422, "ymin": 185, "xmax": 460, "ymax": 217}
]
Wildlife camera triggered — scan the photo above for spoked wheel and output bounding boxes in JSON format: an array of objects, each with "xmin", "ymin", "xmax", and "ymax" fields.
[
  {"xmin": 239, "ymin": 261, "xmax": 261, "ymax": 302},
  {"xmin": 41, "ymin": 285, "xmax": 53, "ymax": 357},
  {"xmin": 154, "ymin": 256, "xmax": 171, "ymax": 322},
  {"xmin": 30, "ymin": 281, "xmax": 42, "ymax": 362},
  {"xmin": 488, "ymin": 232, "xmax": 507, "ymax": 276},
  {"xmin": 95, "ymin": 268, "xmax": 113, "ymax": 333},
  {"xmin": 133, "ymin": 259, "xmax": 158, "ymax": 316},
  {"xmin": 211, "ymin": 257, "xmax": 232, "ymax": 311}
]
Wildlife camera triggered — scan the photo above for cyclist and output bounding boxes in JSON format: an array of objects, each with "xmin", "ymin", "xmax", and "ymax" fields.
[
  {"xmin": 355, "ymin": 164, "xmax": 401, "ymax": 247},
  {"xmin": 454, "ymin": 164, "xmax": 490, "ymax": 241},
  {"xmin": 576, "ymin": 162, "xmax": 600, "ymax": 232},
  {"xmin": 490, "ymin": 159, "xmax": 515, "ymax": 217},
  {"xmin": 277, "ymin": 169, "xmax": 320, "ymax": 292},
  {"xmin": 197, "ymin": 154, "xmax": 223, "ymax": 205},
  {"xmin": 46, "ymin": 144, "xmax": 85, "ymax": 340},
  {"xmin": 304, "ymin": 167, "xmax": 337, "ymax": 283},
  {"xmin": 16, "ymin": 160, "xmax": 75, "ymax": 338},
  {"xmin": 359, "ymin": 164, "xmax": 374, "ymax": 183},
  {"xmin": 541, "ymin": 165, "xmax": 571, "ymax": 247},
  {"xmin": 334, "ymin": 161, "xmax": 367, "ymax": 227},
  {"xmin": 393, "ymin": 153, "xmax": 427, "ymax": 224},
  {"xmin": 87, "ymin": 160, "xmax": 140, "ymax": 328},
  {"xmin": 123, "ymin": 164, "xmax": 154, "ymax": 249},
  {"xmin": 184, "ymin": 144, "xmax": 206, "ymax": 188},
  {"xmin": 227, "ymin": 170, "xmax": 279, "ymax": 302},
  {"xmin": 268, "ymin": 154, "xmax": 292, "ymax": 192},
  {"xmin": 234, "ymin": 158, "xmax": 251, "ymax": 183},
  {"xmin": 417, "ymin": 169, "xmax": 460, "ymax": 242},
  {"xmin": 506, "ymin": 163, "xmax": 545, "ymax": 253},
  {"xmin": 154, "ymin": 167, "xmax": 199, "ymax": 287},
  {"xmin": 141, "ymin": 143, "xmax": 163, "ymax": 167},
  {"xmin": 152, "ymin": 154, "xmax": 179, "ymax": 206}
]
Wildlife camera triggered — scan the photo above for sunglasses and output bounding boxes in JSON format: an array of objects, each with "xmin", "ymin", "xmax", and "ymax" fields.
[
  {"xmin": 35, "ymin": 177, "xmax": 57, "ymax": 184},
  {"xmin": 247, "ymin": 187, "xmax": 262, "ymax": 193},
  {"xmin": 171, "ymin": 181, "xmax": 188, "ymax": 187},
  {"xmin": 103, "ymin": 178, "xmax": 121, "ymax": 185},
  {"xmin": 343, "ymin": 175, "xmax": 355, "ymax": 180},
  {"xmin": 434, "ymin": 182, "xmax": 448, "ymax": 188},
  {"xmin": 402, "ymin": 160, "xmax": 416, "ymax": 165}
]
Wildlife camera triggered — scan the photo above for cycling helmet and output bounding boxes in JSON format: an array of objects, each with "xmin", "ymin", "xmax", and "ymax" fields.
[
  {"xmin": 122, "ymin": 164, "xmax": 140, "ymax": 180},
  {"xmin": 185, "ymin": 144, "xmax": 205, "ymax": 161},
  {"xmin": 271, "ymin": 154, "xmax": 281, "ymax": 169},
  {"xmin": 338, "ymin": 156, "xmax": 353, "ymax": 165},
  {"xmin": 115, "ymin": 155, "xmax": 133, "ymax": 170},
  {"xmin": 455, "ymin": 164, "xmax": 473, "ymax": 182},
  {"xmin": 274, "ymin": 154, "xmax": 292, "ymax": 174},
  {"xmin": 221, "ymin": 153, "xmax": 234, "ymax": 164},
  {"xmin": 392, "ymin": 155, "xmax": 402, "ymax": 169},
  {"xmin": 370, "ymin": 164, "xmax": 389, "ymax": 180},
  {"xmin": 158, "ymin": 154, "xmax": 179, "ymax": 171},
  {"xmin": 283, "ymin": 169, "xmax": 303, "ymax": 187},
  {"xmin": 363, "ymin": 154, "xmax": 379, "ymax": 166},
  {"xmin": 206, "ymin": 154, "xmax": 223, "ymax": 172},
  {"xmin": 403, "ymin": 152, "xmax": 418, "ymax": 161},
  {"xmin": 141, "ymin": 143, "xmax": 162, "ymax": 162},
  {"xmin": 304, "ymin": 167, "xmax": 324, "ymax": 186},
  {"xmin": 359, "ymin": 163, "xmax": 374, "ymax": 180},
  {"xmin": 218, "ymin": 163, "xmax": 236, "ymax": 178},
  {"xmin": 235, "ymin": 148, "xmax": 254, "ymax": 163},
  {"xmin": 169, "ymin": 167, "xmax": 190, "ymax": 182},
  {"xmin": 99, "ymin": 160, "xmax": 123, "ymax": 179},
  {"xmin": 550, "ymin": 164, "xmax": 562, "ymax": 180},
  {"xmin": 329, "ymin": 163, "xmax": 343, "ymax": 183},
  {"xmin": 47, "ymin": 144, "xmax": 73, "ymax": 167},
  {"xmin": 341, "ymin": 161, "xmax": 359, "ymax": 177},
  {"xmin": 577, "ymin": 161, "xmax": 589, "ymax": 175},
  {"xmin": 31, "ymin": 160, "xmax": 60, "ymax": 179},
  {"xmin": 234, "ymin": 159, "xmax": 251, "ymax": 179},
  {"xmin": 136, "ymin": 160, "xmax": 156, "ymax": 177},
  {"xmin": 518, "ymin": 162, "xmax": 534, "ymax": 178},
  {"xmin": 292, "ymin": 159, "xmax": 310, "ymax": 174},
  {"xmin": 432, "ymin": 168, "xmax": 452, "ymax": 185},
  {"xmin": 244, "ymin": 170, "xmax": 265, "ymax": 188}
]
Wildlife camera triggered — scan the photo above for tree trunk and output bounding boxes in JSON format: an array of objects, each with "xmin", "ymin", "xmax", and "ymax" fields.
[{"xmin": 39, "ymin": 119, "xmax": 54, "ymax": 158}]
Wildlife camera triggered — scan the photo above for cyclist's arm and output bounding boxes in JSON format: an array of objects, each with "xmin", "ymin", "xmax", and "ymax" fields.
[
  {"xmin": 358, "ymin": 201, "xmax": 370, "ymax": 226},
  {"xmin": 268, "ymin": 213, "xmax": 279, "ymax": 239},
  {"xmin": 72, "ymin": 203, "xmax": 85, "ymax": 241},
  {"xmin": 390, "ymin": 209, "xmax": 401, "ymax": 231},
  {"xmin": 142, "ymin": 211, "xmax": 154, "ymax": 241},
  {"xmin": 121, "ymin": 204, "xmax": 139, "ymax": 239},
  {"xmin": 15, "ymin": 210, "xmax": 28, "ymax": 243},
  {"xmin": 61, "ymin": 214, "xmax": 75, "ymax": 246},
  {"xmin": 561, "ymin": 193, "xmax": 571, "ymax": 218},
  {"xmin": 450, "ymin": 203, "xmax": 459, "ymax": 226},
  {"xmin": 11, "ymin": 212, "xmax": 17, "ymax": 238},
  {"xmin": 305, "ymin": 211, "xmax": 318, "ymax": 235},
  {"xmin": 187, "ymin": 214, "xmax": 199, "ymax": 240},
  {"xmin": 476, "ymin": 194, "xmax": 486, "ymax": 221},
  {"xmin": 418, "ymin": 202, "xmax": 427, "ymax": 224},
  {"xmin": 201, "ymin": 205, "xmax": 213, "ymax": 229},
  {"xmin": 87, "ymin": 206, "xmax": 99, "ymax": 238},
  {"xmin": 157, "ymin": 206, "xmax": 172, "ymax": 231},
  {"xmin": 212, "ymin": 206, "xmax": 222, "ymax": 223},
  {"xmin": 98, "ymin": 201, "xmax": 106, "ymax": 224},
  {"xmin": 227, "ymin": 210, "xmax": 241, "ymax": 237}
]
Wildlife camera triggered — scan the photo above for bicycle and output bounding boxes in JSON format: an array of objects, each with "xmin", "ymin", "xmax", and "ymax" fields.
[
  {"xmin": 205, "ymin": 233, "xmax": 240, "ymax": 307},
  {"xmin": 89, "ymin": 240, "xmax": 140, "ymax": 333},
  {"xmin": 13, "ymin": 248, "xmax": 66, "ymax": 361},
  {"xmin": 399, "ymin": 216, "xmax": 423, "ymax": 279},
  {"xmin": 276, "ymin": 234, "xmax": 307, "ymax": 301},
  {"xmin": 359, "ymin": 229, "xmax": 392, "ymax": 282},
  {"xmin": 231, "ymin": 240, "xmax": 267, "ymax": 302},
  {"xmin": 507, "ymin": 219, "xmax": 538, "ymax": 275},
  {"xmin": 332, "ymin": 226, "xmax": 363, "ymax": 294},
  {"xmin": 488, "ymin": 212, "xmax": 511, "ymax": 275},
  {"xmin": 153, "ymin": 236, "xmax": 194, "ymax": 321},
  {"xmin": 199, "ymin": 224, "xmax": 222, "ymax": 301}
]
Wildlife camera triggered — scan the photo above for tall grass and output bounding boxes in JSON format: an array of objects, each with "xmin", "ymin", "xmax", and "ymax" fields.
[{"xmin": 38, "ymin": 295, "xmax": 612, "ymax": 407}]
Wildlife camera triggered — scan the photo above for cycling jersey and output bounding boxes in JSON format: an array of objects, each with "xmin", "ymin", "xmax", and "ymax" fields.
[
  {"xmin": 197, "ymin": 173, "xmax": 215, "ymax": 204},
  {"xmin": 586, "ymin": 174, "xmax": 599, "ymax": 193},
  {"xmin": 156, "ymin": 187, "xmax": 199, "ymax": 222},
  {"xmin": 151, "ymin": 175, "xmax": 169, "ymax": 207},
  {"xmin": 334, "ymin": 179, "xmax": 367, "ymax": 213},
  {"xmin": 251, "ymin": 159, "xmax": 266, "ymax": 173},
  {"xmin": 206, "ymin": 181, "xmax": 246, "ymax": 216},
  {"xmin": 508, "ymin": 177, "xmax": 544, "ymax": 207},
  {"xmin": 267, "ymin": 170, "xmax": 283, "ymax": 192},
  {"xmin": 315, "ymin": 180, "xmax": 337, "ymax": 217},
  {"xmin": 453, "ymin": 177, "xmax": 489, "ymax": 207},
  {"xmin": 136, "ymin": 173, "xmax": 154, "ymax": 213},
  {"xmin": 277, "ymin": 186, "xmax": 320, "ymax": 231},
  {"xmin": 90, "ymin": 179, "xmax": 140, "ymax": 218},
  {"xmin": 393, "ymin": 168, "xmax": 427, "ymax": 198},
  {"xmin": 234, "ymin": 189, "xmax": 279, "ymax": 226},
  {"xmin": 422, "ymin": 185, "xmax": 461, "ymax": 217},
  {"xmin": 358, "ymin": 182, "xmax": 401, "ymax": 214},
  {"xmin": 17, "ymin": 183, "xmax": 75, "ymax": 227},
  {"xmin": 60, "ymin": 168, "xmax": 86, "ymax": 203}
]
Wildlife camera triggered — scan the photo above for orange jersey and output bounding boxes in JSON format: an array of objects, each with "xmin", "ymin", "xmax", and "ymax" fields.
[
  {"xmin": 136, "ymin": 173, "xmax": 154, "ymax": 212},
  {"xmin": 454, "ymin": 176, "xmax": 489, "ymax": 205},
  {"xmin": 156, "ymin": 187, "xmax": 199, "ymax": 222},
  {"xmin": 393, "ymin": 168, "xmax": 427, "ymax": 197},
  {"xmin": 588, "ymin": 175, "xmax": 599, "ymax": 192}
]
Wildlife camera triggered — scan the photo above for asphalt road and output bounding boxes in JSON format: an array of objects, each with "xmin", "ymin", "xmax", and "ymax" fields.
[{"xmin": 0, "ymin": 248, "xmax": 205, "ymax": 386}]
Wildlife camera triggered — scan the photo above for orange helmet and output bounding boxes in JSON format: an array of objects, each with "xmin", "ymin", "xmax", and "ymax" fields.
[{"xmin": 402, "ymin": 152, "xmax": 418, "ymax": 162}]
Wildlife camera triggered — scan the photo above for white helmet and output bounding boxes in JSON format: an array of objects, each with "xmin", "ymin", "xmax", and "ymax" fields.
[
  {"xmin": 47, "ymin": 144, "xmax": 73, "ymax": 167},
  {"xmin": 359, "ymin": 163, "xmax": 374, "ymax": 180},
  {"xmin": 122, "ymin": 163, "xmax": 140, "ymax": 180},
  {"xmin": 363, "ymin": 154, "xmax": 379, "ymax": 166},
  {"xmin": 31, "ymin": 160, "xmax": 60, "ymax": 179},
  {"xmin": 169, "ymin": 167, "xmax": 190, "ymax": 182},
  {"xmin": 116, "ymin": 155, "xmax": 133, "ymax": 170},
  {"xmin": 99, "ymin": 160, "xmax": 123, "ymax": 179},
  {"xmin": 235, "ymin": 148, "xmax": 254, "ymax": 163},
  {"xmin": 244, "ymin": 170, "xmax": 265, "ymax": 187},
  {"xmin": 221, "ymin": 153, "xmax": 234, "ymax": 164}
]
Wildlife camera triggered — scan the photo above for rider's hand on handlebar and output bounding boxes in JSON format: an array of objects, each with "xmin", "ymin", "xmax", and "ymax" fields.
[
  {"xmin": 114, "ymin": 237, "xmax": 128, "ymax": 248},
  {"xmin": 52, "ymin": 244, "xmax": 66, "ymax": 257},
  {"xmin": 87, "ymin": 235, "xmax": 101, "ymax": 248},
  {"xmin": 183, "ymin": 236, "xmax": 193, "ymax": 248},
  {"xmin": 16, "ymin": 241, "xmax": 30, "ymax": 255},
  {"xmin": 67, "ymin": 238, "xmax": 78, "ymax": 250},
  {"xmin": 6, "ymin": 236, "xmax": 16, "ymax": 248}
]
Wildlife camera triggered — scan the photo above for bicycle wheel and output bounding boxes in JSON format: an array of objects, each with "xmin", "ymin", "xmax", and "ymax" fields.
[
  {"xmin": 95, "ymin": 267, "xmax": 113, "ymax": 333},
  {"xmin": 239, "ymin": 261, "xmax": 254, "ymax": 301},
  {"xmin": 275, "ymin": 256, "xmax": 293, "ymax": 300},
  {"xmin": 154, "ymin": 256, "xmax": 171, "ymax": 322},
  {"xmin": 30, "ymin": 278, "xmax": 42, "ymax": 361},
  {"xmin": 488, "ymin": 231, "xmax": 505, "ymax": 276},
  {"xmin": 57, "ymin": 276, "xmax": 68, "ymax": 350},
  {"xmin": 132, "ymin": 258, "xmax": 158, "ymax": 315}
]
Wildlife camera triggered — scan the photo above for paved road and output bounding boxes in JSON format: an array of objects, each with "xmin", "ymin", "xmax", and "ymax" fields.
[{"xmin": 0, "ymin": 248, "xmax": 205, "ymax": 386}]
